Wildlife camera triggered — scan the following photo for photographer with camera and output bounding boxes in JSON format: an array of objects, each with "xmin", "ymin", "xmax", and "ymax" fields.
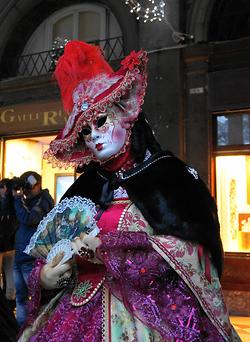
[{"xmin": 12, "ymin": 171, "xmax": 54, "ymax": 328}]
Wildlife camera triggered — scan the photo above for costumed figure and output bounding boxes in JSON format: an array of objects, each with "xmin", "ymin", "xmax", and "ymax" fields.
[{"xmin": 19, "ymin": 41, "xmax": 240, "ymax": 341}]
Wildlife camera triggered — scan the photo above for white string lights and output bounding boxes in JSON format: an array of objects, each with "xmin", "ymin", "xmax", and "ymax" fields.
[
  {"xmin": 125, "ymin": 0, "xmax": 166, "ymax": 23},
  {"xmin": 125, "ymin": 0, "xmax": 195, "ymax": 43}
]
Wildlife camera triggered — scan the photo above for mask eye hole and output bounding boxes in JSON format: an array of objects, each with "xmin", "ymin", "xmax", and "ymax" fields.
[
  {"xmin": 79, "ymin": 126, "xmax": 91, "ymax": 139},
  {"xmin": 96, "ymin": 115, "xmax": 107, "ymax": 128}
]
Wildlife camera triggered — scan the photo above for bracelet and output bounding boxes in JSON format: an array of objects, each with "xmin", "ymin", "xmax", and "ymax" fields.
[{"xmin": 56, "ymin": 276, "xmax": 72, "ymax": 288}]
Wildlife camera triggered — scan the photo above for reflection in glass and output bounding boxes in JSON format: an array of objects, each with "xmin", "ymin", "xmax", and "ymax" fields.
[
  {"xmin": 217, "ymin": 115, "xmax": 229, "ymax": 146},
  {"xmin": 79, "ymin": 12, "xmax": 100, "ymax": 42},
  {"xmin": 243, "ymin": 114, "xmax": 250, "ymax": 145},
  {"xmin": 53, "ymin": 15, "xmax": 73, "ymax": 41},
  {"xmin": 216, "ymin": 113, "xmax": 250, "ymax": 147},
  {"xmin": 55, "ymin": 174, "xmax": 75, "ymax": 204}
]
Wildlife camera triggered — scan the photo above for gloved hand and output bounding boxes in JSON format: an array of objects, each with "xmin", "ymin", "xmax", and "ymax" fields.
[
  {"xmin": 40, "ymin": 252, "xmax": 73, "ymax": 290},
  {"xmin": 71, "ymin": 233, "xmax": 102, "ymax": 264}
]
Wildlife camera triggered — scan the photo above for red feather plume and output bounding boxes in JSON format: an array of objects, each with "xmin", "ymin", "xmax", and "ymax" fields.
[{"xmin": 54, "ymin": 41, "xmax": 113, "ymax": 113}]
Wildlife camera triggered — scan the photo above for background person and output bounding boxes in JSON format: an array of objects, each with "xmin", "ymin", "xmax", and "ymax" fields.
[
  {"xmin": 12, "ymin": 171, "xmax": 54, "ymax": 327},
  {"xmin": 0, "ymin": 178, "xmax": 18, "ymax": 308},
  {"xmin": 19, "ymin": 41, "xmax": 240, "ymax": 341},
  {"xmin": 0, "ymin": 286, "xmax": 19, "ymax": 342}
]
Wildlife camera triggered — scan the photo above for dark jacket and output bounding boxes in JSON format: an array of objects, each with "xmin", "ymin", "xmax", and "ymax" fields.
[
  {"xmin": 0, "ymin": 191, "xmax": 18, "ymax": 252},
  {"xmin": 14, "ymin": 189, "xmax": 54, "ymax": 263},
  {"xmin": 62, "ymin": 151, "xmax": 224, "ymax": 277},
  {"xmin": 0, "ymin": 287, "xmax": 18, "ymax": 342}
]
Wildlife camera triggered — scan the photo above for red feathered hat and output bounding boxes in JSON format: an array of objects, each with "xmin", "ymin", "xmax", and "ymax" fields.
[{"xmin": 44, "ymin": 40, "xmax": 148, "ymax": 168}]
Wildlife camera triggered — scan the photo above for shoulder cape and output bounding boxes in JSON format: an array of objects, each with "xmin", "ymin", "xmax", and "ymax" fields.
[{"xmin": 62, "ymin": 151, "xmax": 223, "ymax": 276}]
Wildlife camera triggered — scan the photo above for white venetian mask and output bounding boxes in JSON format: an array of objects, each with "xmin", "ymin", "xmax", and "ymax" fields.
[{"xmin": 80, "ymin": 108, "xmax": 128, "ymax": 162}]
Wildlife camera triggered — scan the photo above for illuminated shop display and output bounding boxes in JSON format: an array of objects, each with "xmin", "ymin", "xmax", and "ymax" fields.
[
  {"xmin": 214, "ymin": 112, "xmax": 250, "ymax": 253},
  {"xmin": 216, "ymin": 155, "xmax": 250, "ymax": 252},
  {"xmin": 4, "ymin": 136, "xmax": 75, "ymax": 203}
]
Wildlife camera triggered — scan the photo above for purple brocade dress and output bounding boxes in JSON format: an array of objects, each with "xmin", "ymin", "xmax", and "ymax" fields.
[{"xmin": 21, "ymin": 199, "xmax": 235, "ymax": 341}]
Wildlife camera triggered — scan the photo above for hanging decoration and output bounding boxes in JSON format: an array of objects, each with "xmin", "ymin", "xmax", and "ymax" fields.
[
  {"xmin": 125, "ymin": 0, "xmax": 166, "ymax": 22},
  {"xmin": 50, "ymin": 37, "xmax": 70, "ymax": 71},
  {"xmin": 124, "ymin": 0, "xmax": 194, "ymax": 44}
]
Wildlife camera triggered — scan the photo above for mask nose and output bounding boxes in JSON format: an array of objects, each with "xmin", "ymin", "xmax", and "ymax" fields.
[{"xmin": 90, "ymin": 128, "xmax": 100, "ymax": 142}]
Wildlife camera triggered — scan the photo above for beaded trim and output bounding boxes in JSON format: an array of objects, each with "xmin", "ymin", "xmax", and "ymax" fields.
[
  {"xmin": 117, "ymin": 202, "xmax": 133, "ymax": 231},
  {"xmin": 102, "ymin": 286, "xmax": 111, "ymax": 342},
  {"xmin": 96, "ymin": 149, "xmax": 152, "ymax": 183},
  {"xmin": 70, "ymin": 276, "xmax": 105, "ymax": 307},
  {"xmin": 96, "ymin": 153, "xmax": 171, "ymax": 184},
  {"xmin": 119, "ymin": 154, "xmax": 172, "ymax": 180}
]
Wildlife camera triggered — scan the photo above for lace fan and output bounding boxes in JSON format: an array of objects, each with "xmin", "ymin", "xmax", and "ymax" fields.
[{"xmin": 24, "ymin": 196, "xmax": 99, "ymax": 264}]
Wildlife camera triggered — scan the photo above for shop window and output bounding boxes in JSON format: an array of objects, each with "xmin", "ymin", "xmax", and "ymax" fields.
[
  {"xmin": 214, "ymin": 111, "xmax": 250, "ymax": 253},
  {"xmin": 215, "ymin": 113, "xmax": 250, "ymax": 146},
  {"xmin": 3, "ymin": 136, "xmax": 75, "ymax": 203},
  {"xmin": 216, "ymin": 155, "xmax": 250, "ymax": 252}
]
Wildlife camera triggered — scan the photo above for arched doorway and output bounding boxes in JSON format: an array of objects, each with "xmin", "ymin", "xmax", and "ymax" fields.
[
  {"xmin": 187, "ymin": 0, "xmax": 250, "ymax": 43},
  {"xmin": 208, "ymin": 0, "xmax": 250, "ymax": 42},
  {"xmin": 186, "ymin": 0, "xmax": 215, "ymax": 42}
]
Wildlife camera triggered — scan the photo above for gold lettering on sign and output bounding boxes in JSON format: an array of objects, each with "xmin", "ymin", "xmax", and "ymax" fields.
[
  {"xmin": 43, "ymin": 111, "xmax": 58, "ymax": 125},
  {"xmin": 59, "ymin": 109, "xmax": 68, "ymax": 123},
  {"xmin": 0, "ymin": 102, "xmax": 68, "ymax": 134},
  {"xmin": 30, "ymin": 112, "xmax": 39, "ymax": 121},
  {"xmin": 0, "ymin": 109, "xmax": 15, "ymax": 123},
  {"xmin": 58, "ymin": 109, "xmax": 68, "ymax": 123},
  {"xmin": 17, "ymin": 113, "xmax": 24, "ymax": 122}
]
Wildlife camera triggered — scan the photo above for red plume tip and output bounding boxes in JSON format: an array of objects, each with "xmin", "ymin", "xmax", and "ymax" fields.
[{"xmin": 54, "ymin": 40, "xmax": 113, "ymax": 112}]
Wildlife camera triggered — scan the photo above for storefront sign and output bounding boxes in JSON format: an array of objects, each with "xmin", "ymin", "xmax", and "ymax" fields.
[{"xmin": 0, "ymin": 101, "xmax": 69, "ymax": 135}]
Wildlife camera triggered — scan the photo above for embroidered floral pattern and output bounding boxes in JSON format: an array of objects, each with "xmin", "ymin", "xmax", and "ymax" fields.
[
  {"xmin": 72, "ymin": 281, "xmax": 92, "ymax": 301},
  {"xmin": 115, "ymin": 203, "xmax": 239, "ymax": 341},
  {"xmin": 149, "ymin": 235, "xmax": 239, "ymax": 341},
  {"xmin": 109, "ymin": 294, "xmax": 162, "ymax": 341},
  {"xmin": 119, "ymin": 203, "xmax": 153, "ymax": 234}
]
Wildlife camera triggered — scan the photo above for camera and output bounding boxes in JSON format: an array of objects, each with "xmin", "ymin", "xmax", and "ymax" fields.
[
  {"xmin": 11, "ymin": 173, "xmax": 40, "ymax": 192},
  {"xmin": 11, "ymin": 177, "xmax": 31, "ymax": 192}
]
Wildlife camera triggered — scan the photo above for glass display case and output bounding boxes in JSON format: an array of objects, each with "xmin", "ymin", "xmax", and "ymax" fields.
[{"xmin": 216, "ymin": 155, "xmax": 250, "ymax": 252}]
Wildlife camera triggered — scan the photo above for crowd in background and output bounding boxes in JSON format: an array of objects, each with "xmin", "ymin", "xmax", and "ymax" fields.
[{"xmin": 0, "ymin": 172, "xmax": 54, "ymax": 341}]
